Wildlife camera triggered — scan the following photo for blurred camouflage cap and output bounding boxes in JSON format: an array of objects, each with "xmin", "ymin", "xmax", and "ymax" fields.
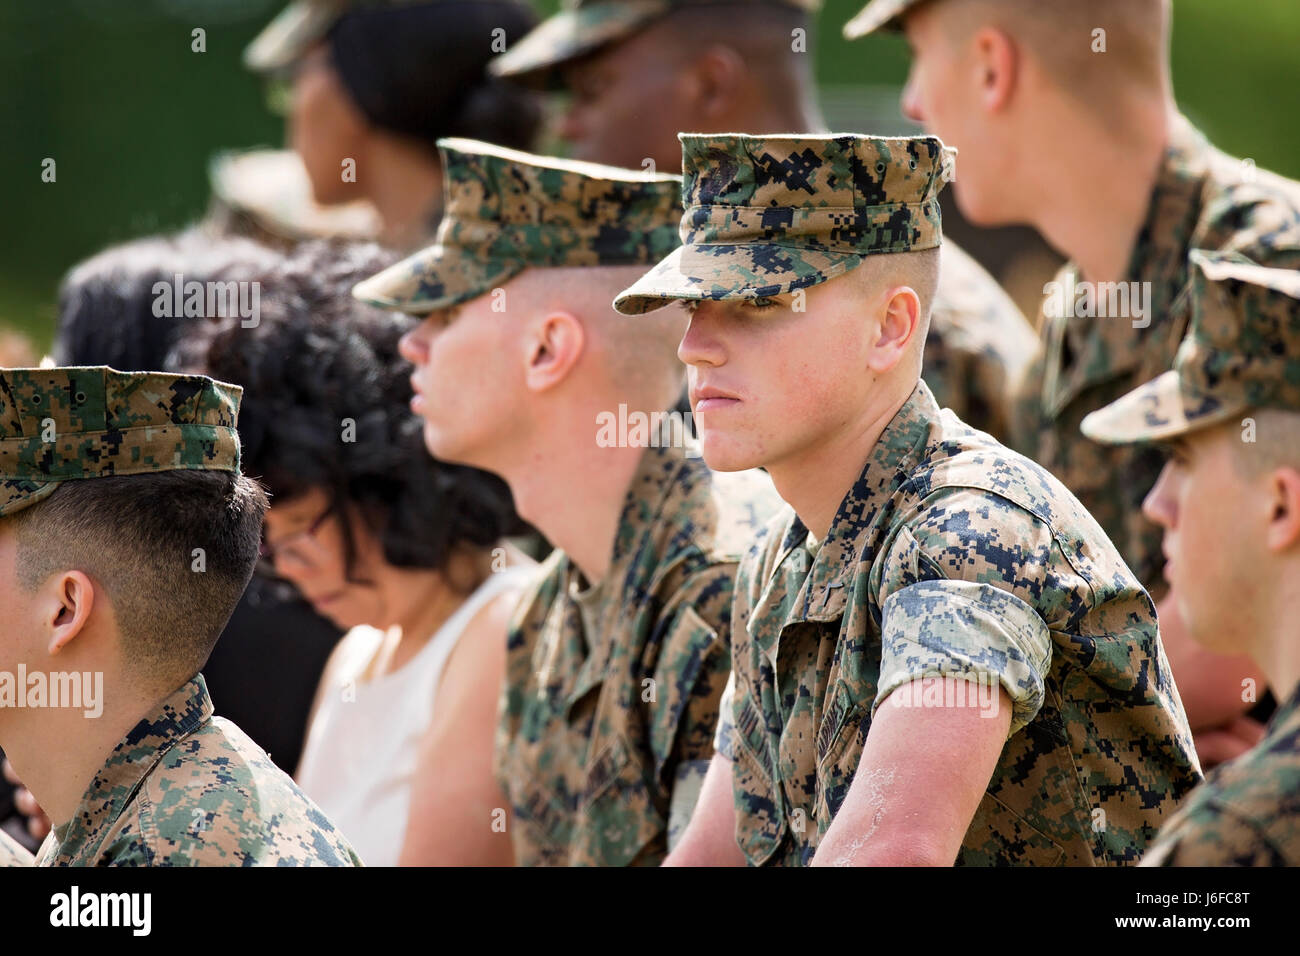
[
  {"xmin": 491, "ymin": 0, "xmax": 823, "ymax": 86},
  {"xmin": 0, "ymin": 368, "xmax": 243, "ymax": 518},
  {"xmin": 1082, "ymin": 251, "xmax": 1300, "ymax": 445},
  {"xmin": 244, "ymin": 0, "xmax": 432, "ymax": 72},
  {"xmin": 209, "ymin": 149, "xmax": 382, "ymax": 242},
  {"xmin": 842, "ymin": 0, "xmax": 925, "ymax": 39},
  {"xmin": 352, "ymin": 137, "xmax": 683, "ymax": 313},
  {"xmin": 613, "ymin": 132, "xmax": 953, "ymax": 315}
]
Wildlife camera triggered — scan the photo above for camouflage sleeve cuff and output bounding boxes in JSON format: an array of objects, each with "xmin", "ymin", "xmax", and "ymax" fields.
[
  {"xmin": 713, "ymin": 670, "xmax": 737, "ymax": 761},
  {"xmin": 873, "ymin": 579, "xmax": 1053, "ymax": 738}
]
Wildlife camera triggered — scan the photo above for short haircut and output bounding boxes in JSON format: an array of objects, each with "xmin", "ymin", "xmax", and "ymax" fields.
[
  {"xmin": 1231, "ymin": 407, "xmax": 1300, "ymax": 477},
  {"xmin": 940, "ymin": 0, "xmax": 1169, "ymax": 102},
  {"xmin": 6, "ymin": 470, "xmax": 268, "ymax": 693},
  {"xmin": 848, "ymin": 246, "xmax": 941, "ymax": 329},
  {"xmin": 657, "ymin": 3, "xmax": 817, "ymax": 102},
  {"xmin": 179, "ymin": 240, "xmax": 526, "ymax": 584}
]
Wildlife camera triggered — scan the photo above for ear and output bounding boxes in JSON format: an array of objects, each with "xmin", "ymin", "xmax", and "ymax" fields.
[
  {"xmin": 43, "ymin": 570, "xmax": 96, "ymax": 657},
  {"xmin": 970, "ymin": 26, "xmax": 1018, "ymax": 114},
  {"xmin": 866, "ymin": 286, "xmax": 921, "ymax": 374},
  {"xmin": 1265, "ymin": 466, "xmax": 1300, "ymax": 553},
  {"xmin": 687, "ymin": 45, "xmax": 746, "ymax": 118},
  {"xmin": 524, "ymin": 311, "xmax": 586, "ymax": 393}
]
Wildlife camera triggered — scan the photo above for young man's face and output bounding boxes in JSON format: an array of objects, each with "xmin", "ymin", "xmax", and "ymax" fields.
[
  {"xmin": 899, "ymin": 6, "xmax": 1005, "ymax": 226},
  {"xmin": 556, "ymin": 26, "xmax": 700, "ymax": 172},
  {"xmin": 676, "ymin": 268, "xmax": 883, "ymax": 474},
  {"xmin": 397, "ymin": 289, "xmax": 520, "ymax": 468},
  {"xmin": 1141, "ymin": 422, "xmax": 1261, "ymax": 655}
]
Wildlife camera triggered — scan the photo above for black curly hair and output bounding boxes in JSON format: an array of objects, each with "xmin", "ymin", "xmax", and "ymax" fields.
[{"xmin": 175, "ymin": 239, "xmax": 525, "ymax": 585}]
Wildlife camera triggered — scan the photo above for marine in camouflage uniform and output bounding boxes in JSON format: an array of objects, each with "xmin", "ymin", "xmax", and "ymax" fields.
[
  {"xmin": 353, "ymin": 139, "xmax": 782, "ymax": 865},
  {"xmin": 1082, "ymin": 253, "xmax": 1300, "ymax": 867},
  {"xmin": 491, "ymin": 0, "xmax": 1037, "ymax": 442},
  {"xmin": 615, "ymin": 133, "xmax": 1202, "ymax": 865},
  {"xmin": 0, "ymin": 367, "xmax": 362, "ymax": 867},
  {"xmin": 1010, "ymin": 115, "xmax": 1300, "ymax": 592}
]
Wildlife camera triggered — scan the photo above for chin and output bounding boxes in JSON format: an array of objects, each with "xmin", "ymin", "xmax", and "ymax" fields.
[
  {"xmin": 953, "ymin": 182, "xmax": 1012, "ymax": 229},
  {"xmin": 699, "ymin": 434, "xmax": 763, "ymax": 473}
]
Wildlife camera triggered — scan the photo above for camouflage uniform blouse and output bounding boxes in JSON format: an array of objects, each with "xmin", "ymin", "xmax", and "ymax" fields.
[
  {"xmin": 495, "ymin": 442, "xmax": 780, "ymax": 866},
  {"xmin": 36, "ymin": 675, "xmax": 362, "ymax": 866},
  {"xmin": 720, "ymin": 381, "xmax": 1201, "ymax": 866},
  {"xmin": 1142, "ymin": 683, "xmax": 1300, "ymax": 866},
  {"xmin": 1010, "ymin": 115, "xmax": 1300, "ymax": 592}
]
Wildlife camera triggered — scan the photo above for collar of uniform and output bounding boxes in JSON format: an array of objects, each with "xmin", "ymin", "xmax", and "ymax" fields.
[
  {"xmin": 1264, "ymin": 681, "xmax": 1300, "ymax": 740},
  {"xmin": 1043, "ymin": 116, "xmax": 1211, "ymax": 418},
  {"xmin": 46, "ymin": 675, "xmax": 213, "ymax": 864},
  {"xmin": 563, "ymin": 441, "xmax": 693, "ymax": 704},
  {"xmin": 776, "ymin": 381, "xmax": 936, "ymax": 625}
]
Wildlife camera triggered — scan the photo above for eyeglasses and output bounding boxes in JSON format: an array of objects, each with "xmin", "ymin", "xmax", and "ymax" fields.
[{"xmin": 259, "ymin": 506, "xmax": 334, "ymax": 565}]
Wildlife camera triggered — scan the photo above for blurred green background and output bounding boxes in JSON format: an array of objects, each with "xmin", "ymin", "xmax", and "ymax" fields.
[{"xmin": 2, "ymin": 0, "xmax": 1297, "ymax": 352}]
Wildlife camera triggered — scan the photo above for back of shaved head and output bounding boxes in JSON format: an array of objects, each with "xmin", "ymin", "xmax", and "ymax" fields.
[
  {"xmin": 508, "ymin": 265, "xmax": 688, "ymax": 411},
  {"xmin": 939, "ymin": 0, "xmax": 1170, "ymax": 102}
]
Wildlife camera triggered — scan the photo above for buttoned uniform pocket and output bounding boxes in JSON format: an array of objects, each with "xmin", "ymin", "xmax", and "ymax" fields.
[{"xmin": 574, "ymin": 733, "xmax": 666, "ymax": 867}]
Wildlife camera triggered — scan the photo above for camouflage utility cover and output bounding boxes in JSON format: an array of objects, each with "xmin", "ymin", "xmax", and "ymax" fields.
[
  {"xmin": 353, "ymin": 138, "xmax": 682, "ymax": 314},
  {"xmin": 0, "ymin": 367, "xmax": 243, "ymax": 519}
]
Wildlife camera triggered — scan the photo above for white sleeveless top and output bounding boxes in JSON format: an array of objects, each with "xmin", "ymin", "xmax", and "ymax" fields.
[{"xmin": 295, "ymin": 567, "xmax": 533, "ymax": 866}]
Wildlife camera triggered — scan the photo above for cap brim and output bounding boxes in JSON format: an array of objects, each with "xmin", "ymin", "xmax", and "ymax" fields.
[
  {"xmin": 490, "ymin": 0, "xmax": 670, "ymax": 86},
  {"xmin": 209, "ymin": 149, "xmax": 381, "ymax": 241},
  {"xmin": 244, "ymin": 0, "xmax": 344, "ymax": 73},
  {"xmin": 1080, "ymin": 371, "xmax": 1245, "ymax": 445},
  {"xmin": 0, "ymin": 479, "xmax": 59, "ymax": 518},
  {"xmin": 843, "ymin": 0, "xmax": 917, "ymax": 40},
  {"xmin": 352, "ymin": 244, "xmax": 525, "ymax": 314},
  {"xmin": 613, "ymin": 242, "xmax": 863, "ymax": 315}
]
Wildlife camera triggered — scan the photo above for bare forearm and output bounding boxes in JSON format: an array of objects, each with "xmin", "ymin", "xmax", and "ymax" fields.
[{"xmin": 662, "ymin": 754, "xmax": 745, "ymax": 866}]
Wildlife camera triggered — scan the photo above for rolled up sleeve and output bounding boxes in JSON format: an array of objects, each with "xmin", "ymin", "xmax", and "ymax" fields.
[{"xmin": 873, "ymin": 578, "xmax": 1053, "ymax": 737}]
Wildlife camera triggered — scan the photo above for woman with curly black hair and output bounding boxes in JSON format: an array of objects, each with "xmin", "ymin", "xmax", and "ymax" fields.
[{"xmin": 181, "ymin": 240, "xmax": 536, "ymax": 866}]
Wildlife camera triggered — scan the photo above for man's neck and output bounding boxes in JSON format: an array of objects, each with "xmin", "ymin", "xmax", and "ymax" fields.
[
  {"xmin": 1030, "ymin": 99, "xmax": 1174, "ymax": 285},
  {"xmin": 766, "ymin": 383, "xmax": 912, "ymax": 541},
  {"xmin": 498, "ymin": 408, "xmax": 648, "ymax": 585},
  {"xmin": 1254, "ymin": 590, "xmax": 1300, "ymax": 706},
  {"xmin": 2, "ymin": 670, "xmax": 158, "ymax": 830}
]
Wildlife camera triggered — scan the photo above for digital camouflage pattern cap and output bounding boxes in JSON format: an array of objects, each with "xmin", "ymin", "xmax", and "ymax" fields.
[
  {"xmin": 490, "ymin": 0, "xmax": 823, "ymax": 86},
  {"xmin": 613, "ymin": 132, "xmax": 954, "ymax": 314},
  {"xmin": 1082, "ymin": 251, "xmax": 1300, "ymax": 445},
  {"xmin": 842, "ymin": 0, "xmax": 925, "ymax": 39},
  {"xmin": 0, "ymin": 368, "xmax": 243, "ymax": 518},
  {"xmin": 351, "ymin": 137, "xmax": 684, "ymax": 314}
]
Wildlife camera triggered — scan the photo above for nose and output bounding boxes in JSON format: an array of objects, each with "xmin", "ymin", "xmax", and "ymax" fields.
[
  {"xmin": 1142, "ymin": 462, "xmax": 1178, "ymax": 530},
  {"xmin": 554, "ymin": 99, "xmax": 585, "ymax": 146},
  {"xmin": 677, "ymin": 304, "xmax": 727, "ymax": 370},
  {"xmin": 900, "ymin": 69, "xmax": 925, "ymax": 125},
  {"xmin": 398, "ymin": 319, "xmax": 431, "ymax": 365}
]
